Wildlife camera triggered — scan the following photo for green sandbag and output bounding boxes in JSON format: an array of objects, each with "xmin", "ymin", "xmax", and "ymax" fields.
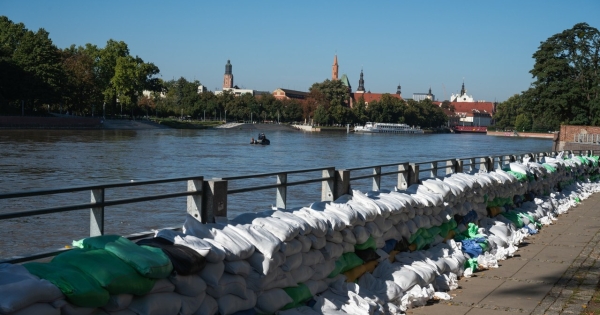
[
  {"xmin": 340, "ymin": 252, "xmax": 364, "ymax": 273},
  {"xmin": 464, "ymin": 258, "xmax": 478, "ymax": 272},
  {"xmin": 502, "ymin": 211, "xmax": 524, "ymax": 228},
  {"xmin": 24, "ymin": 262, "xmax": 109, "ymax": 308},
  {"xmin": 355, "ymin": 236, "xmax": 376, "ymax": 251},
  {"xmin": 73, "ymin": 235, "xmax": 173, "ymax": 278},
  {"xmin": 282, "ymin": 283, "xmax": 312, "ymax": 310},
  {"xmin": 53, "ymin": 249, "xmax": 156, "ymax": 295},
  {"xmin": 408, "ymin": 229, "xmax": 421, "ymax": 244},
  {"xmin": 506, "ymin": 170, "xmax": 527, "ymax": 182},
  {"xmin": 328, "ymin": 259, "xmax": 347, "ymax": 278}
]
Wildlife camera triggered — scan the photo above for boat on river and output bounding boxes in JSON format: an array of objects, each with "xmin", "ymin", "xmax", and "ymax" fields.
[
  {"xmin": 354, "ymin": 122, "xmax": 424, "ymax": 134},
  {"xmin": 251, "ymin": 133, "xmax": 270, "ymax": 145}
]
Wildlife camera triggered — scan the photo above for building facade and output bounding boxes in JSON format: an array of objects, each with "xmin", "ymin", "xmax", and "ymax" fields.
[{"xmin": 223, "ymin": 60, "xmax": 233, "ymax": 89}]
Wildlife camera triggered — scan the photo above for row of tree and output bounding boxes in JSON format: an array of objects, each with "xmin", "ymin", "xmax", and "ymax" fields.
[
  {"xmin": 494, "ymin": 23, "xmax": 600, "ymax": 131},
  {"xmin": 0, "ymin": 16, "xmax": 160, "ymax": 116},
  {"xmin": 0, "ymin": 15, "xmax": 449, "ymax": 128}
]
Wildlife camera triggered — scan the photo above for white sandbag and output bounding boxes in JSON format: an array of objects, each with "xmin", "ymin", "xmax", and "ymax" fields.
[
  {"xmin": 281, "ymin": 239, "xmax": 304, "ymax": 256},
  {"xmin": 325, "ymin": 203, "xmax": 358, "ymax": 226},
  {"xmin": 357, "ymin": 272, "xmax": 403, "ymax": 303},
  {"xmin": 128, "ymin": 292, "xmax": 182, "ymax": 315},
  {"xmin": 51, "ymin": 300, "xmax": 94, "ymax": 315},
  {"xmin": 407, "ymin": 261, "xmax": 438, "ymax": 287},
  {"xmin": 168, "ymin": 274, "xmax": 206, "ymax": 297},
  {"xmin": 216, "ymin": 289, "xmax": 257, "ymax": 315},
  {"xmin": 223, "ymin": 259, "xmax": 251, "ymax": 277},
  {"xmin": 305, "ymin": 279, "xmax": 329, "ymax": 295},
  {"xmin": 0, "ymin": 263, "xmax": 64, "ymax": 314},
  {"xmin": 292, "ymin": 211, "xmax": 328, "ymax": 237},
  {"xmin": 422, "ymin": 179, "xmax": 451, "ymax": 199},
  {"xmin": 320, "ymin": 242, "xmax": 344, "ymax": 260},
  {"xmin": 302, "ymin": 249, "xmax": 325, "ymax": 266},
  {"xmin": 263, "ymin": 270, "xmax": 296, "ymax": 291},
  {"xmin": 10, "ymin": 303, "xmax": 60, "ymax": 315},
  {"xmin": 193, "ymin": 294, "xmax": 217, "ymax": 315},
  {"xmin": 282, "ymin": 252, "xmax": 304, "ymax": 271},
  {"xmin": 245, "ymin": 268, "xmax": 281, "ymax": 292},
  {"xmin": 308, "ymin": 234, "xmax": 327, "ymax": 250},
  {"xmin": 278, "ymin": 306, "xmax": 322, "ymax": 315},
  {"xmin": 297, "ymin": 235, "xmax": 313, "ymax": 253},
  {"xmin": 102, "ymin": 294, "xmax": 133, "ymax": 312},
  {"xmin": 228, "ymin": 224, "xmax": 281, "ymax": 258},
  {"xmin": 206, "ymin": 273, "xmax": 247, "ymax": 299},
  {"xmin": 253, "ymin": 217, "xmax": 300, "ymax": 242},
  {"xmin": 341, "ymin": 229, "xmax": 356, "ymax": 244},
  {"xmin": 247, "ymin": 251, "xmax": 284, "ymax": 275},
  {"xmin": 341, "ymin": 242, "xmax": 355, "ymax": 253},
  {"xmin": 199, "ymin": 261, "xmax": 224, "ymax": 287},
  {"xmin": 373, "ymin": 260, "xmax": 420, "ymax": 292},
  {"xmin": 173, "ymin": 235, "xmax": 226, "ymax": 263},
  {"xmin": 255, "ymin": 289, "xmax": 293, "ymax": 314},
  {"xmin": 373, "ymin": 215, "xmax": 393, "ymax": 232},
  {"xmin": 180, "ymin": 292, "xmax": 205, "ymax": 315},
  {"xmin": 149, "ymin": 278, "xmax": 175, "ymax": 294},
  {"xmin": 311, "ymin": 259, "xmax": 336, "ymax": 281},
  {"xmin": 349, "ymin": 191, "xmax": 380, "ymax": 222},
  {"xmin": 290, "ymin": 265, "xmax": 316, "ymax": 284},
  {"xmin": 272, "ymin": 211, "xmax": 313, "ymax": 235},
  {"xmin": 352, "ymin": 225, "xmax": 370, "ymax": 244},
  {"xmin": 325, "ymin": 230, "xmax": 344, "ymax": 244}
]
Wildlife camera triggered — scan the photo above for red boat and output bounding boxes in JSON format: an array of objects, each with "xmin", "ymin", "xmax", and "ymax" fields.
[{"xmin": 452, "ymin": 126, "xmax": 487, "ymax": 134}]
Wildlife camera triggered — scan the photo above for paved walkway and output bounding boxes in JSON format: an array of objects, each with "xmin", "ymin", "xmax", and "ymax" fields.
[{"xmin": 408, "ymin": 192, "xmax": 600, "ymax": 315}]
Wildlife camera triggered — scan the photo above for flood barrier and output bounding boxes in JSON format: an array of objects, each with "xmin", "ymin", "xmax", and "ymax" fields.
[{"xmin": 1, "ymin": 150, "xmax": 600, "ymax": 314}]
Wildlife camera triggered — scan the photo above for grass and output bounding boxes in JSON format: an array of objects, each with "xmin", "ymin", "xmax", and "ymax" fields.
[{"xmin": 153, "ymin": 118, "xmax": 223, "ymax": 129}]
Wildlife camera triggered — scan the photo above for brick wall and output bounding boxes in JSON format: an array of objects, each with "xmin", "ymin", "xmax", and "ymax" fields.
[{"xmin": 557, "ymin": 125, "xmax": 600, "ymax": 151}]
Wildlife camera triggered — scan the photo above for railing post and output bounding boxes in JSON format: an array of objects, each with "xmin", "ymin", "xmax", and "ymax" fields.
[
  {"xmin": 430, "ymin": 162, "xmax": 438, "ymax": 178},
  {"xmin": 446, "ymin": 159, "xmax": 457, "ymax": 176},
  {"xmin": 469, "ymin": 157, "xmax": 476, "ymax": 172},
  {"xmin": 276, "ymin": 173, "xmax": 287, "ymax": 209},
  {"xmin": 483, "ymin": 156, "xmax": 493, "ymax": 172},
  {"xmin": 201, "ymin": 179, "xmax": 228, "ymax": 223},
  {"xmin": 509, "ymin": 155, "xmax": 517, "ymax": 163},
  {"xmin": 90, "ymin": 188, "xmax": 104, "ymax": 236},
  {"xmin": 373, "ymin": 166, "xmax": 381, "ymax": 191},
  {"xmin": 334, "ymin": 169, "xmax": 350, "ymax": 200},
  {"xmin": 397, "ymin": 163, "xmax": 409, "ymax": 190},
  {"xmin": 455, "ymin": 159, "xmax": 464, "ymax": 173},
  {"xmin": 408, "ymin": 163, "xmax": 420, "ymax": 186},
  {"xmin": 187, "ymin": 178, "xmax": 203, "ymax": 221},
  {"xmin": 322, "ymin": 168, "xmax": 335, "ymax": 201}
]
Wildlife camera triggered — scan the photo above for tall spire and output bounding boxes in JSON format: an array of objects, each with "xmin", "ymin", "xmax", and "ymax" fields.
[
  {"xmin": 460, "ymin": 79, "xmax": 466, "ymax": 96},
  {"xmin": 332, "ymin": 55, "xmax": 339, "ymax": 80},
  {"xmin": 396, "ymin": 83, "xmax": 401, "ymax": 95},
  {"xmin": 223, "ymin": 60, "xmax": 233, "ymax": 89},
  {"xmin": 357, "ymin": 69, "xmax": 365, "ymax": 92}
]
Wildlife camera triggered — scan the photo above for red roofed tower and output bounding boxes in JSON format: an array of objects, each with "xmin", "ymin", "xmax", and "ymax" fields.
[{"xmin": 332, "ymin": 55, "xmax": 339, "ymax": 80}]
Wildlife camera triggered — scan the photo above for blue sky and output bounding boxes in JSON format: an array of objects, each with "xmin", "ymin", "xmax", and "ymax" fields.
[{"xmin": 2, "ymin": 0, "xmax": 599, "ymax": 102}]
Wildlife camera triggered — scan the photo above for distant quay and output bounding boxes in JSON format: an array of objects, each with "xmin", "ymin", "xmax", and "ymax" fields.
[{"xmin": 486, "ymin": 130, "xmax": 555, "ymax": 139}]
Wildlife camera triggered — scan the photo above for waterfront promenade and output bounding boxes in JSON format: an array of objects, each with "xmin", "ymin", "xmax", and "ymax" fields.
[{"xmin": 408, "ymin": 191, "xmax": 600, "ymax": 315}]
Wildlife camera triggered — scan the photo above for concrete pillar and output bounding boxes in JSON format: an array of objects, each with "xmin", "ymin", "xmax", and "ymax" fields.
[
  {"xmin": 334, "ymin": 170, "xmax": 350, "ymax": 200},
  {"xmin": 90, "ymin": 188, "xmax": 104, "ymax": 236},
  {"xmin": 201, "ymin": 179, "xmax": 227, "ymax": 223},
  {"xmin": 322, "ymin": 168, "xmax": 335, "ymax": 201},
  {"xmin": 397, "ymin": 163, "xmax": 409, "ymax": 190},
  {"xmin": 276, "ymin": 173, "xmax": 287, "ymax": 209},
  {"xmin": 430, "ymin": 162, "xmax": 438, "ymax": 178},
  {"xmin": 455, "ymin": 159, "xmax": 464, "ymax": 173},
  {"xmin": 187, "ymin": 179, "xmax": 203, "ymax": 221},
  {"xmin": 373, "ymin": 166, "xmax": 381, "ymax": 191},
  {"xmin": 484, "ymin": 156, "xmax": 493, "ymax": 172},
  {"xmin": 408, "ymin": 163, "xmax": 420, "ymax": 186}
]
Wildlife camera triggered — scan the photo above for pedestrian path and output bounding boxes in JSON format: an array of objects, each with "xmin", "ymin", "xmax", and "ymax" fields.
[{"xmin": 408, "ymin": 192, "xmax": 600, "ymax": 315}]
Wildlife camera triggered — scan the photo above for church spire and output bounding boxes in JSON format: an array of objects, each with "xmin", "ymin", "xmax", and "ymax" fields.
[
  {"xmin": 460, "ymin": 80, "xmax": 466, "ymax": 96},
  {"xmin": 396, "ymin": 83, "xmax": 401, "ymax": 95},
  {"xmin": 332, "ymin": 55, "xmax": 339, "ymax": 80},
  {"xmin": 357, "ymin": 69, "xmax": 365, "ymax": 92}
]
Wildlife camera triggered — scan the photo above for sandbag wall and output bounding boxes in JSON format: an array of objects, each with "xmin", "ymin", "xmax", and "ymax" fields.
[{"xmin": 2, "ymin": 154, "xmax": 600, "ymax": 315}]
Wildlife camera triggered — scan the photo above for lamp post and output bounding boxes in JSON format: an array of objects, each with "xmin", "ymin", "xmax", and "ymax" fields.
[
  {"xmin": 102, "ymin": 102, "xmax": 105, "ymax": 120},
  {"xmin": 225, "ymin": 110, "xmax": 227, "ymax": 122}
]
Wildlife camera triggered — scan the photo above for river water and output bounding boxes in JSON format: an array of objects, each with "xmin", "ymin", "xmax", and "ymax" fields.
[{"xmin": 0, "ymin": 127, "xmax": 552, "ymax": 259}]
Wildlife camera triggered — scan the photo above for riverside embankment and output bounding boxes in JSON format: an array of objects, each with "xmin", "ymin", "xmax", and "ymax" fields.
[{"xmin": 2, "ymin": 150, "xmax": 599, "ymax": 314}]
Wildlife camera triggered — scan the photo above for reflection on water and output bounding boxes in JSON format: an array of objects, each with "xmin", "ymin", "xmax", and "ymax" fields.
[{"xmin": 0, "ymin": 129, "xmax": 552, "ymax": 258}]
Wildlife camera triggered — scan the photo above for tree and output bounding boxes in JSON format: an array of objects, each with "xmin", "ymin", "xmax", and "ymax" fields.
[
  {"xmin": 493, "ymin": 94, "xmax": 523, "ymax": 130},
  {"xmin": 524, "ymin": 23, "xmax": 600, "ymax": 128},
  {"xmin": 313, "ymin": 105, "xmax": 330, "ymax": 125},
  {"xmin": 514, "ymin": 113, "xmax": 532, "ymax": 132}
]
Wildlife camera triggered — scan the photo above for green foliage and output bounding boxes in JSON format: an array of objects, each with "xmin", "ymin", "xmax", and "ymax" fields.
[
  {"xmin": 514, "ymin": 113, "xmax": 532, "ymax": 132},
  {"xmin": 494, "ymin": 94, "xmax": 523, "ymax": 130}
]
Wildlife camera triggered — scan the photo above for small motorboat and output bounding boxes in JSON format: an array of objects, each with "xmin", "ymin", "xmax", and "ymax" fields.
[{"xmin": 250, "ymin": 133, "xmax": 270, "ymax": 145}]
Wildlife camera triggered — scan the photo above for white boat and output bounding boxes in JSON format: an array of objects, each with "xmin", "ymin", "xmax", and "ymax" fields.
[{"xmin": 354, "ymin": 122, "xmax": 424, "ymax": 134}]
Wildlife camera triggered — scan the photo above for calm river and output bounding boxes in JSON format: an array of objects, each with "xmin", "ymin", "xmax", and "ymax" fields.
[{"xmin": 0, "ymin": 127, "xmax": 552, "ymax": 259}]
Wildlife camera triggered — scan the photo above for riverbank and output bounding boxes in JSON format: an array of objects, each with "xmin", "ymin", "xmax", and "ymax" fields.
[{"xmin": 487, "ymin": 130, "xmax": 556, "ymax": 139}]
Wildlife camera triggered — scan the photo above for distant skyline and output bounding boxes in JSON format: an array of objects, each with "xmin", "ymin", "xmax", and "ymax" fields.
[{"xmin": 2, "ymin": 0, "xmax": 599, "ymax": 102}]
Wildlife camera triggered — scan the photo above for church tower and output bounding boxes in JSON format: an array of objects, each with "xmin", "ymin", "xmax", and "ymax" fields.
[
  {"xmin": 396, "ymin": 84, "xmax": 401, "ymax": 96},
  {"xmin": 356, "ymin": 69, "xmax": 365, "ymax": 93},
  {"xmin": 460, "ymin": 81, "xmax": 466, "ymax": 96},
  {"xmin": 223, "ymin": 60, "xmax": 233, "ymax": 89},
  {"xmin": 332, "ymin": 55, "xmax": 339, "ymax": 80}
]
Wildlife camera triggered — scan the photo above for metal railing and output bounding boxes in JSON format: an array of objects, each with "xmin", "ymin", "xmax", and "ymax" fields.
[
  {"xmin": 574, "ymin": 134, "xmax": 600, "ymax": 144},
  {"xmin": 1, "ymin": 150, "xmax": 598, "ymax": 264}
]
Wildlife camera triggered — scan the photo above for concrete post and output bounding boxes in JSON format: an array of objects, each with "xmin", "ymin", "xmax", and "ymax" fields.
[
  {"xmin": 276, "ymin": 173, "xmax": 287, "ymax": 209},
  {"xmin": 373, "ymin": 166, "xmax": 381, "ymax": 191},
  {"xmin": 455, "ymin": 159, "xmax": 464, "ymax": 173},
  {"xmin": 201, "ymin": 179, "xmax": 228, "ymax": 223},
  {"xmin": 397, "ymin": 163, "xmax": 409, "ymax": 190},
  {"xmin": 334, "ymin": 170, "xmax": 350, "ymax": 200},
  {"xmin": 187, "ymin": 178, "xmax": 203, "ymax": 220},
  {"xmin": 90, "ymin": 188, "xmax": 104, "ymax": 236},
  {"xmin": 408, "ymin": 163, "xmax": 420, "ymax": 186},
  {"xmin": 322, "ymin": 168, "xmax": 335, "ymax": 201},
  {"xmin": 484, "ymin": 156, "xmax": 493, "ymax": 172},
  {"xmin": 430, "ymin": 162, "xmax": 438, "ymax": 178},
  {"xmin": 446, "ymin": 159, "xmax": 457, "ymax": 176},
  {"xmin": 469, "ymin": 158, "xmax": 477, "ymax": 172}
]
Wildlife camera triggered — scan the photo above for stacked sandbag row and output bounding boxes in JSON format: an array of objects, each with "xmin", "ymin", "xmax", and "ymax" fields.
[{"xmin": 2, "ymin": 154, "xmax": 599, "ymax": 315}]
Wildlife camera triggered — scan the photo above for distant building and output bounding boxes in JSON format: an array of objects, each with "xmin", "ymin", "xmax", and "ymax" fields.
[
  {"xmin": 198, "ymin": 85, "xmax": 208, "ymax": 93},
  {"xmin": 433, "ymin": 82, "xmax": 496, "ymax": 127},
  {"xmin": 332, "ymin": 55, "xmax": 339, "ymax": 80},
  {"xmin": 412, "ymin": 87, "xmax": 435, "ymax": 101},
  {"xmin": 450, "ymin": 81, "xmax": 475, "ymax": 102},
  {"xmin": 348, "ymin": 67, "xmax": 402, "ymax": 108},
  {"xmin": 273, "ymin": 88, "xmax": 308, "ymax": 100},
  {"xmin": 223, "ymin": 60, "xmax": 233, "ymax": 89}
]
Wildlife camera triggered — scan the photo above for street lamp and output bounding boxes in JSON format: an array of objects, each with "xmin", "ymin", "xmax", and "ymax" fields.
[{"xmin": 225, "ymin": 110, "xmax": 227, "ymax": 122}]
